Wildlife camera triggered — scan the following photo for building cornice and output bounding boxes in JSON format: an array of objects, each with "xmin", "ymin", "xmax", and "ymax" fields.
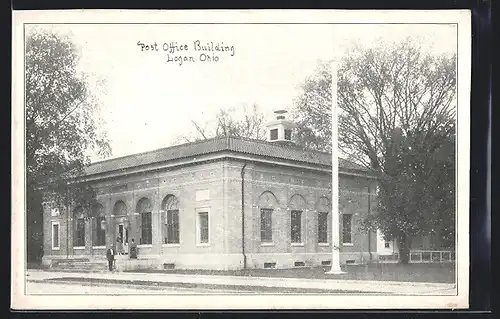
[{"xmin": 80, "ymin": 151, "xmax": 376, "ymax": 183}]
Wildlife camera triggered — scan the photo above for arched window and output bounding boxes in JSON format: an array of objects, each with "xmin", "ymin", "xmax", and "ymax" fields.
[
  {"xmin": 162, "ymin": 195, "xmax": 180, "ymax": 244},
  {"xmin": 92, "ymin": 203, "xmax": 106, "ymax": 247},
  {"xmin": 113, "ymin": 200, "xmax": 128, "ymax": 216},
  {"xmin": 136, "ymin": 198, "xmax": 153, "ymax": 245},
  {"xmin": 258, "ymin": 191, "xmax": 279, "ymax": 243},
  {"xmin": 317, "ymin": 196, "xmax": 331, "ymax": 244},
  {"xmin": 289, "ymin": 194, "xmax": 306, "ymax": 244},
  {"xmin": 73, "ymin": 206, "xmax": 85, "ymax": 247}
]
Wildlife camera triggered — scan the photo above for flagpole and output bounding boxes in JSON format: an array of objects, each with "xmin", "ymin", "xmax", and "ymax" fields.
[{"xmin": 326, "ymin": 59, "xmax": 345, "ymax": 274}]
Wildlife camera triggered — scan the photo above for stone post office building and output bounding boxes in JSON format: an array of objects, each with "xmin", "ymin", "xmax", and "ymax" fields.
[{"xmin": 42, "ymin": 115, "xmax": 379, "ymax": 270}]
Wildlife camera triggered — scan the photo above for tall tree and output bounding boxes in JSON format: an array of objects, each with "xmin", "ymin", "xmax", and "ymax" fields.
[
  {"xmin": 366, "ymin": 128, "xmax": 456, "ymax": 262},
  {"xmin": 292, "ymin": 39, "xmax": 456, "ymax": 263},
  {"xmin": 292, "ymin": 63, "xmax": 333, "ymax": 153},
  {"xmin": 176, "ymin": 103, "xmax": 267, "ymax": 143},
  {"xmin": 26, "ymin": 29, "xmax": 111, "ymax": 262}
]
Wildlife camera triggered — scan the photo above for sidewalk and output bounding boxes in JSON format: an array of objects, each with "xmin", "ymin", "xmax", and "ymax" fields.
[{"xmin": 26, "ymin": 270, "xmax": 456, "ymax": 295}]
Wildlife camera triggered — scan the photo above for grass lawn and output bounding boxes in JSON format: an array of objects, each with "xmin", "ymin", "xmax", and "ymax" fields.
[{"xmin": 124, "ymin": 262, "xmax": 455, "ymax": 283}]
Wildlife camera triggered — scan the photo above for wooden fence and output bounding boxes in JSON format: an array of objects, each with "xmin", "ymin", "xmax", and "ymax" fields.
[{"xmin": 378, "ymin": 250, "xmax": 455, "ymax": 263}]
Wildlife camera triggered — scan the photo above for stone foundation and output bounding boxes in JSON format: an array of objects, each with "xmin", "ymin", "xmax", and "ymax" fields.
[
  {"xmin": 42, "ymin": 252, "xmax": 381, "ymax": 271},
  {"xmin": 246, "ymin": 252, "xmax": 379, "ymax": 269}
]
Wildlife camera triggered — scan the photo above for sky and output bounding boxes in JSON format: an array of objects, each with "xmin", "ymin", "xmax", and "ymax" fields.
[{"xmin": 29, "ymin": 23, "xmax": 457, "ymax": 161}]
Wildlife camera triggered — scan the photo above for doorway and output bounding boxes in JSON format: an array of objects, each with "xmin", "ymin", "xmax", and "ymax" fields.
[{"xmin": 116, "ymin": 223, "xmax": 129, "ymax": 254}]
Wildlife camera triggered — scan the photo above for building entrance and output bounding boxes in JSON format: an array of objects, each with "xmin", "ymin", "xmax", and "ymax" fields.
[{"xmin": 116, "ymin": 223, "xmax": 129, "ymax": 254}]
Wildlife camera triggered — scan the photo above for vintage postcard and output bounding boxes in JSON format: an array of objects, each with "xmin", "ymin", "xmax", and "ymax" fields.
[{"xmin": 12, "ymin": 10, "xmax": 471, "ymax": 310}]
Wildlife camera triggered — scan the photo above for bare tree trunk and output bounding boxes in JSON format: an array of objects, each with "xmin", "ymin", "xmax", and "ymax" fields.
[{"xmin": 398, "ymin": 234, "xmax": 412, "ymax": 264}]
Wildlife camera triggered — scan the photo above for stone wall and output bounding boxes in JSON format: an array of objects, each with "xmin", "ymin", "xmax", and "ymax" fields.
[
  {"xmin": 222, "ymin": 159, "xmax": 378, "ymax": 268},
  {"xmin": 43, "ymin": 160, "xmax": 227, "ymax": 264}
]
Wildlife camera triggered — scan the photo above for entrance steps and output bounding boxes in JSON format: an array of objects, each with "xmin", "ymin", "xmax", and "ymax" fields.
[
  {"xmin": 50, "ymin": 258, "xmax": 108, "ymax": 272},
  {"xmin": 48, "ymin": 254, "xmax": 143, "ymax": 272}
]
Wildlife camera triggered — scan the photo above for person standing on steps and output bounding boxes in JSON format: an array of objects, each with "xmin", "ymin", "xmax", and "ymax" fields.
[
  {"xmin": 123, "ymin": 238, "xmax": 129, "ymax": 255},
  {"xmin": 116, "ymin": 236, "xmax": 123, "ymax": 255},
  {"xmin": 129, "ymin": 238, "xmax": 137, "ymax": 259},
  {"xmin": 106, "ymin": 246, "xmax": 115, "ymax": 271}
]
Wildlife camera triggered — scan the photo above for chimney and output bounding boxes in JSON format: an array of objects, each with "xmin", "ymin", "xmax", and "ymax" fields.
[{"xmin": 265, "ymin": 109, "xmax": 296, "ymax": 144}]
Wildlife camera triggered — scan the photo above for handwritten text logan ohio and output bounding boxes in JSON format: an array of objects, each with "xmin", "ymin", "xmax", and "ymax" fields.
[{"xmin": 137, "ymin": 40, "xmax": 236, "ymax": 66}]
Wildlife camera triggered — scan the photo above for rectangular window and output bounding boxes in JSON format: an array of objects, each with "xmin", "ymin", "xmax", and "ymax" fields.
[
  {"xmin": 284, "ymin": 129, "xmax": 292, "ymax": 140},
  {"xmin": 270, "ymin": 129, "xmax": 278, "ymax": 140},
  {"xmin": 74, "ymin": 218, "xmax": 85, "ymax": 247},
  {"xmin": 165, "ymin": 210, "xmax": 180, "ymax": 244},
  {"xmin": 141, "ymin": 212, "xmax": 152, "ymax": 245},
  {"xmin": 291, "ymin": 210, "xmax": 302, "ymax": 243},
  {"xmin": 318, "ymin": 212, "xmax": 328, "ymax": 244},
  {"xmin": 260, "ymin": 209, "xmax": 273, "ymax": 243},
  {"xmin": 198, "ymin": 212, "xmax": 209, "ymax": 244},
  {"xmin": 93, "ymin": 216, "xmax": 106, "ymax": 247},
  {"xmin": 52, "ymin": 222, "xmax": 60, "ymax": 250},
  {"xmin": 342, "ymin": 214, "xmax": 352, "ymax": 244},
  {"xmin": 384, "ymin": 241, "xmax": 390, "ymax": 248}
]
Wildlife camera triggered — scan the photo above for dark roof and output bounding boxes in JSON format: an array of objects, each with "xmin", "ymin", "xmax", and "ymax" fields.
[{"xmin": 85, "ymin": 136, "xmax": 370, "ymax": 176}]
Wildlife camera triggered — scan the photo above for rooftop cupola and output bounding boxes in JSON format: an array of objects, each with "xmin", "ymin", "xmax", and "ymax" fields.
[{"xmin": 266, "ymin": 109, "xmax": 296, "ymax": 145}]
